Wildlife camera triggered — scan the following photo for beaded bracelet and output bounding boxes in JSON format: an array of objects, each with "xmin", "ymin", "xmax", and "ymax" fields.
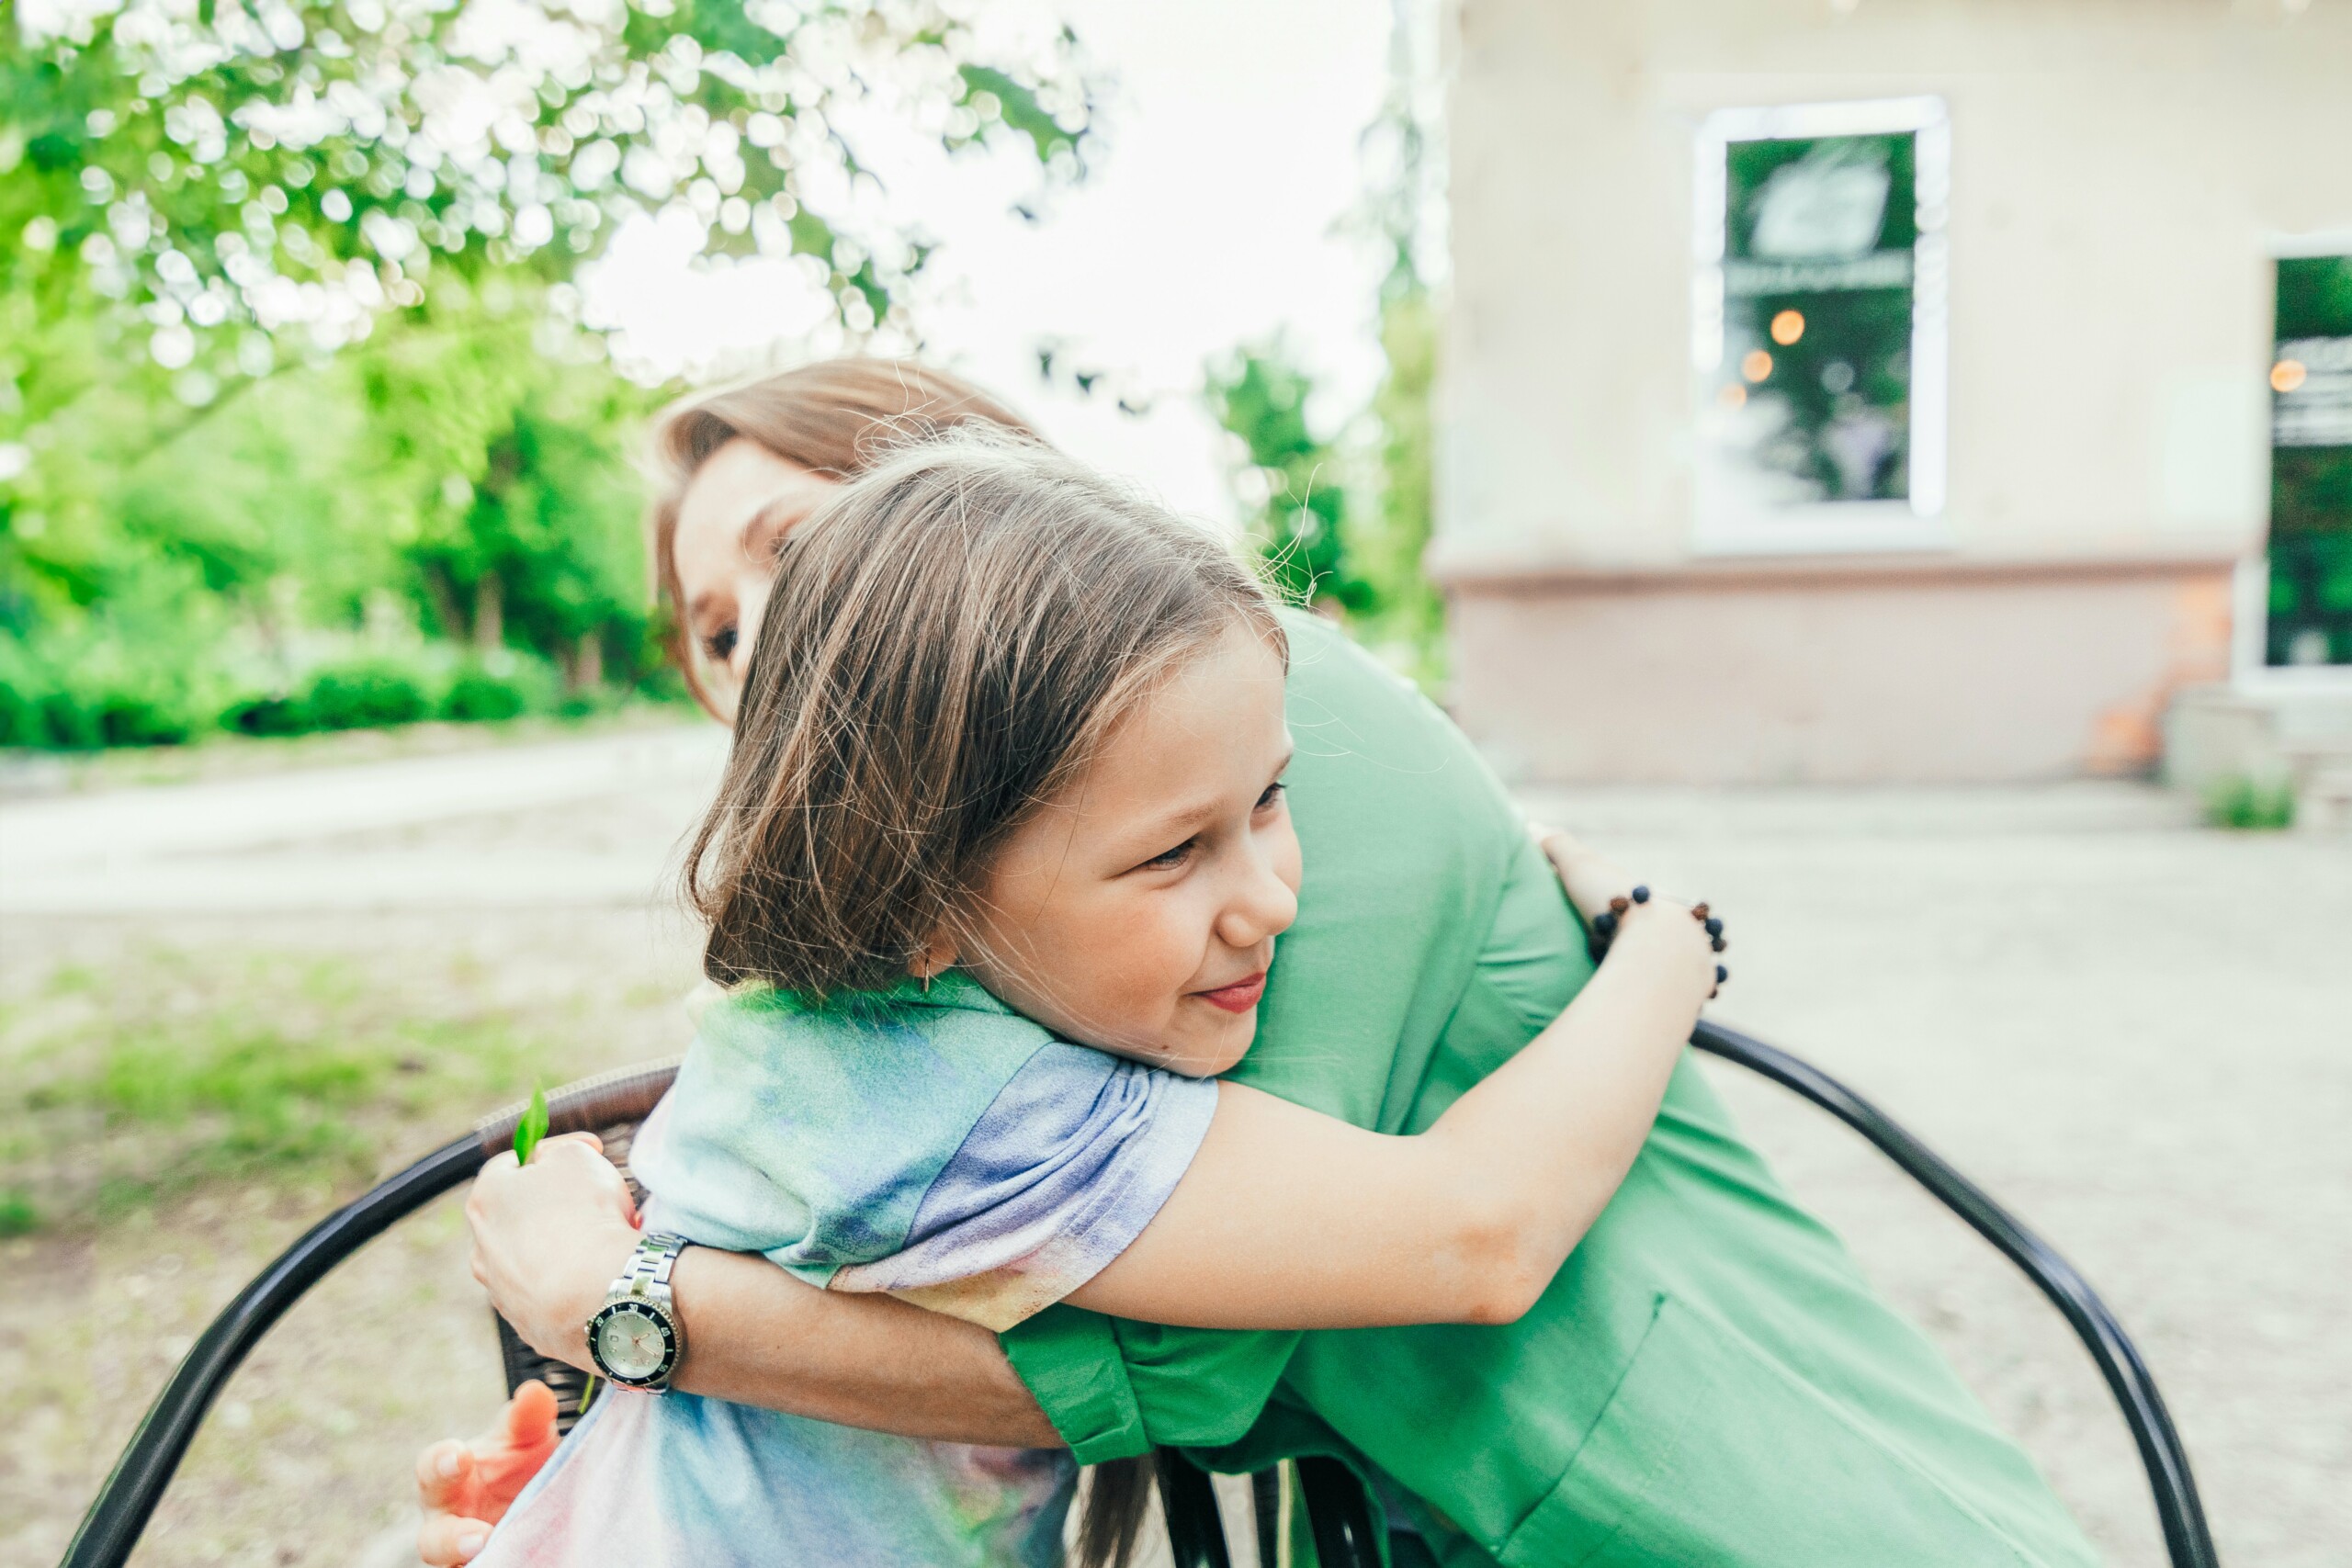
[{"xmin": 1585, "ymin": 885, "xmax": 1730, "ymax": 997}]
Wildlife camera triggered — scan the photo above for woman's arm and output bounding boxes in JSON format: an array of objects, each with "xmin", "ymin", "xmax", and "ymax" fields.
[
  {"xmin": 1065, "ymin": 831, "xmax": 1716, "ymax": 1330},
  {"xmin": 425, "ymin": 1144, "xmax": 1057, "ymax": 1565},
  {"xmin": 466, "ymin": 1133, "xmax": 1061, "ymax": 1447}
]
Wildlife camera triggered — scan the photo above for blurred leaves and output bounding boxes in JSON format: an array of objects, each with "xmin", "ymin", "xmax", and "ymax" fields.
[
  {"xmin": 1203, "ymin": 0, "xmax": 1445, "ymax": 688},
  {"xmin": 2, "ymin": 0, "xmax": 1096, "ymax": 400},
  {"xmin": 2, "ymin": 0, "xmax": 1096, "ymax": 749},
  {"xmin": 1207, "ymin": 344, "xmax": 1365, "ymax": 615}
]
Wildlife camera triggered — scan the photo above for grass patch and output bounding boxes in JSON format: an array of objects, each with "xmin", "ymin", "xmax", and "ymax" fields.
[
  {"xmin": 4, "ymin": 950, "xmax": 552, "ymax": 1233},
  {"xmin": 2203, "ymin": 775, "xmax": 2298, "ymax": 831}
]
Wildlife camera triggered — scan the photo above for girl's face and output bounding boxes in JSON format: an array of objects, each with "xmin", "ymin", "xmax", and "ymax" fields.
[
  {"xmin": 672, "ymin": 437, "xmax": 840, "ymax": 717},
  {"xmin": 946, "ymin": 626, "xmax": 1303, "ymax": 1078}
]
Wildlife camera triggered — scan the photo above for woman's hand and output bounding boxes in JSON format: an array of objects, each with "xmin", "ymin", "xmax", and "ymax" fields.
[
  {"xmin": 465, "ymin": 1131, "xmax": 642, "ymax": 1367},
  {"xmin": 414, "ymin": 1382, "xmax": 561, "ymax": 1565}
]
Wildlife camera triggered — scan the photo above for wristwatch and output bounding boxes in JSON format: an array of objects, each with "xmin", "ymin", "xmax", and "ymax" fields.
[{"xmin": 585, "ymin": 1232, "xmax": 691, "ymax": 1392}]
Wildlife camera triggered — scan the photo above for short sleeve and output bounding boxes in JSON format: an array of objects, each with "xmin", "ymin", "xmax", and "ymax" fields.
[{"xmin": 826, "ymin": 1043, "xmax": 1218, "ymax": 1331}]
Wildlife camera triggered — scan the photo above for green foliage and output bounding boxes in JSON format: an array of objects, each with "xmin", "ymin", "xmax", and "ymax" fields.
[
  {"xmin": 2203, "ymin": 776, "xmax": 2297, "ymax": 831},
  {"xmin": 1201, "ymin": 0, "xmax": 1447, "ymax": 687},
  {"xmin": 1204, "ymin": 315, "xmax": 1445, "ymax": 686},
  {"xmin": 1351, "ymin": 288, "xmax": 1444, "ymax": 685},
  {"xmin": 0, "ymin": 1190, "xmax": 35, "ymax": 1238},
  {"xmin": 0, "ymin": 0, "xmax": 1094, "ymax": 403},
  {"xmin": 443, "ymin": 662, "xmax": 536, "ymax": 724},
  {"xmin": 299, "ymin": 658, "xmax": 434, "ymax": 730},
  {"xmin": 1206, "ymin": 346, "xmax": 1368, "ymax": 614},
  {"xmin": 217, "ymin": 649, "xmax": 561, "ymax": 738},
  {"xmin": 1, "ymin": 0, "xmax": 1097, "ymax": 750}
]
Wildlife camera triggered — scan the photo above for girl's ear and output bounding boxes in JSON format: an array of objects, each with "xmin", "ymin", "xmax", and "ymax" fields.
[{"xmin": 911, "ymin": 933, "xmax": 959, "ymax": 984}]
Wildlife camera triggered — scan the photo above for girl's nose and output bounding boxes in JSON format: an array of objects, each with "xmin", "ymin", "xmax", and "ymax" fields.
[{"xmin": 1216, "ymin": 852, "xmax": 1298, "ymax": 951}]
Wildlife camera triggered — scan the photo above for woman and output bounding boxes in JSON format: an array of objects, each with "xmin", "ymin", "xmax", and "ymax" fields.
[{"xmin": 423, "ymin": 359, "xmax": 2096, "ymax": 1568}]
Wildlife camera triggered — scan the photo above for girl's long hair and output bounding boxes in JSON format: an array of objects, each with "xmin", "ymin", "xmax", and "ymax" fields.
[{"xmin": 667, "ymin": 422, "xmax": 1283, "ymax": 1568}]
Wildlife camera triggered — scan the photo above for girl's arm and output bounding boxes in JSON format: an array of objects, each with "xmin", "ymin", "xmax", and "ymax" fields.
[{"xmin": 1065, "ymin": 830, "xmax": 1717, "ymax": 1330}]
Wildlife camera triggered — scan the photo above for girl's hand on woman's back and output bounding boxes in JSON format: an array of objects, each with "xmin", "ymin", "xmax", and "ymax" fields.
[
  {"xmin": 1527, "ymin": 824, "xmax": 1637, "ymax": 927},
  {"xmin": 1530, "ymin": 823, "xmax": 1719, "ymax": 1005}
]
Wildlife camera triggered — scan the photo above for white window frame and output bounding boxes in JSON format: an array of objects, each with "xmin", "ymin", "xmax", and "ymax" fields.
[
  {"xmin": 1691, "ymin": 96, "xmax": 1951, "ymax": 557},
  {"xmin": 2235, "ymin": 228, "xmax": 2352, "ymax": 692}
]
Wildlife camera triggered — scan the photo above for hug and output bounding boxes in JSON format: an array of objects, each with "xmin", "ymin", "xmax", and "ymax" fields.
[{"xmin": 425, "ymin": 359, "xmax": 2098, "ymax": 1568}]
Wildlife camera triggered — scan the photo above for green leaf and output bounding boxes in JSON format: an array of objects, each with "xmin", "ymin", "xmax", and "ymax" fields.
[{"xmin": 514, "ymin": 1084, "xmax": 548, "ymax": 1165}]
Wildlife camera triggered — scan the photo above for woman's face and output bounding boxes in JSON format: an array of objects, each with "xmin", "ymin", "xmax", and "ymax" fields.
[{"xmin": 672, "ymin": 437, "xmax": 840, "ymax": 718}]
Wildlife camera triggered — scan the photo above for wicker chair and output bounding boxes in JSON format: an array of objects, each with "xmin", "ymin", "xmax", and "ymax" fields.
[{"xmin": 61, "ymin": 1023, "xmax": 2218, "ymax": 1568}]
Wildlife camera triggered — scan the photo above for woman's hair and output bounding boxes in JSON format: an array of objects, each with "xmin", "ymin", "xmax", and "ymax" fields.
[
  {"xmin": 683, "ymin": 431, "xmax": 1286, "ymax": 1000},
  {"xmin": 647, "ymin": 358, "xmax": 1036, "ymax": 716}
]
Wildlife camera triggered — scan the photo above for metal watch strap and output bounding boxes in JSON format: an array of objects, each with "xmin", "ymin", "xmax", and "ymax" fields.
[{"xmin": 608, "ymin": 1231, "xmax": 688, "ymax": 1306}]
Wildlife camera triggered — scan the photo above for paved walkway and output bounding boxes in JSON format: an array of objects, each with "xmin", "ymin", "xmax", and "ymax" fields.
[
  {"xmin": 4, "ymin": 735, "xmax": 2345, "ymax": 1565},
  {"xmin": 0, "ymin": 727, "xmax": 729, "ymax": 913}
]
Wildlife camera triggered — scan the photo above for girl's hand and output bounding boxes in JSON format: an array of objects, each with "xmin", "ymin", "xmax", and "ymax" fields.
[
  {"xmin": 1527, "ymin": 824, "xmax": 1639, "ymax": 927},
  {"xmin": 414, "ymin": 1382, "xmax": 561, "ymax": 1565},
  {"xmin": 1529, "ymin": 824, "xmax": 1719, "ymax": 1004},
  {"xmin": 465, "ymin": 1132, "xmax": 642, "ymax": 1366}
]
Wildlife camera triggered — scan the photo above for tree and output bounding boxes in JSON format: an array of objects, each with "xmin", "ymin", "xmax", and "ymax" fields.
[
  {"xmin": 3, "ymin": 0, "xmax": 1090, "ymax": 390},
  {"xmin": 349, "ymin": 280, "xmax": 656, "ymax": 684},
  {"xmin": 1205, "ymin": 345, "xmax": 1368, "ymax": 615},
  {"xmin": 1, "ymin": 0, "xmax": 1095, "ymax": 741},
  {"xmin": 1203, "ymin": 0, "xmax": 1444, "ymax": 682}
]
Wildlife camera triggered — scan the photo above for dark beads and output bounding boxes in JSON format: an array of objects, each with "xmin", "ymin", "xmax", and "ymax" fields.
[{"xmin": 1584, "ymin": 888, "xmax": 1728, "ymax": 990}]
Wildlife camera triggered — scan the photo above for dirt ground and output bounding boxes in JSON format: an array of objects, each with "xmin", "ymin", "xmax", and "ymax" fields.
[{"xmin": 3, "ymin": 728, "xmax": 2345, "ymax": 1566}]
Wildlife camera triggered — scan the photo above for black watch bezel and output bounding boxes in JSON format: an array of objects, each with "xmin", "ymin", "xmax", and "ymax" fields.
[{"xmin": 586, "ymin": 1297, "xmax": 682, "ymax": 1390}]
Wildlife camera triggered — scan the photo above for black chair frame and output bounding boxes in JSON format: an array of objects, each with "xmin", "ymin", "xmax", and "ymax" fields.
[{"xmin": 62, "ymin": 1027, "xmax": 2218, "ymax": 1568}]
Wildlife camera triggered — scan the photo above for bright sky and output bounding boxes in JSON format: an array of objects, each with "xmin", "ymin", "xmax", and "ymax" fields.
[{"xmin": 579, "ymin": 0, "xmax": 1395, "ymax": 525}]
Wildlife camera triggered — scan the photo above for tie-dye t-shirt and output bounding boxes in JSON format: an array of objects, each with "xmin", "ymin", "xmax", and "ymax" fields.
[{"xmin": 472, "ymin": 973, "xmax": 1218, "ymax": 1568}]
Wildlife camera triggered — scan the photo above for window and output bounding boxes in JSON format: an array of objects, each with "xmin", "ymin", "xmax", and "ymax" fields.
[
  {"xmin": 1692, "ymin": 97, "xmax": 1950, "ymax": 554},
  {"xmin": 2261, "ymin": 248, "xmax": 2352, "ymax": 671}
]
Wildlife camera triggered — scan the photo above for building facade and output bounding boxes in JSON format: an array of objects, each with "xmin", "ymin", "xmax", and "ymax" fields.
[{"xmin": 1435, "ymin": 0, "xmax": 2352, "ymax": 784}]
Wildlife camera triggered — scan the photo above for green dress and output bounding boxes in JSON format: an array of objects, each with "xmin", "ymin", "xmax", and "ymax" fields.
[{"xmin": 1001, "ymin": 613, "xmax": 2098, "ymax": 1568}]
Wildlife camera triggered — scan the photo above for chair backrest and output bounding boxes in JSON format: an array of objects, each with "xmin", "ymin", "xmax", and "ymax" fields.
[{"xmin": 64, "ymin": 1030, "xmax": 2219, "ymax": 1568}]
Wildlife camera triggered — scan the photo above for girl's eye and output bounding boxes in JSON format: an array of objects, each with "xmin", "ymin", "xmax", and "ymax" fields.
[
  {"xmin": 1142, "ymin": 839, "xmax": 1195, "ymax": 872},
  {"xmin": 1255, "ymin": 781, "xmax": 1287, "ymax": 812},
  {"xmin": 704, "ymin": 624, "xmax": 740, "ymax": 663}
]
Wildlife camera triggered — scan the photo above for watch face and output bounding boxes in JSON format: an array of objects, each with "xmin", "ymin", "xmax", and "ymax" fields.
[{"xmin": 594, "ymin": 1303, "xmax": 673, "ymax": 1382}]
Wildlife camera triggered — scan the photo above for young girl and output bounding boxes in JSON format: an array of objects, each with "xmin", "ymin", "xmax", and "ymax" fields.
[{"xmin": 468, "ymin": 434, "xmax": 1718, "ymax": 1567}]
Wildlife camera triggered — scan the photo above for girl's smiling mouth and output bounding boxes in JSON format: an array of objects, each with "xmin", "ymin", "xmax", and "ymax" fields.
[{"xmin": 1194, "ymin": 972, "xmax": 1267, "ymax": 1013}]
